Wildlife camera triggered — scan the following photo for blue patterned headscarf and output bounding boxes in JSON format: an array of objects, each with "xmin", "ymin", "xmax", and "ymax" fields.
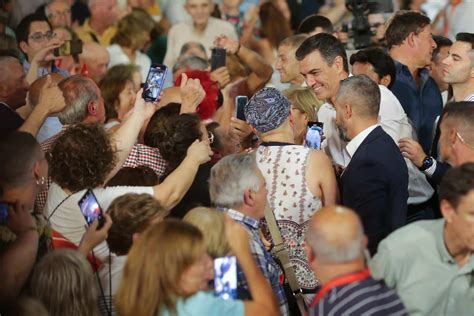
[{"xmin": 244, "ymin": 87, "xmax": 291, "ymax": 133}]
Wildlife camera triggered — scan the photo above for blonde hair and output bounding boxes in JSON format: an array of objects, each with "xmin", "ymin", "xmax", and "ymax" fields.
[
  {"xmin": 183, "ymin": 207, "xmax": 231, "ymax": 258},
  {"xmin": 115, "ymin": 220, "xmax": 206, "ymax": 316},
  {"xmin": 30, "ymin": 249, "xmax": 99, "ymax": 316},
  {"xmin": 106, "ymin": 193, "xmax": 168, "ymax": 255},
  {"xmin": 283, "ymin": 87, "xmax": 321, "ymax": 120}
]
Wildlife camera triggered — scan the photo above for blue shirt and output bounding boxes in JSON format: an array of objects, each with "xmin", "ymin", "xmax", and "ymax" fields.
[
  {"xmin": 224, "ymin": 208, "xmax": 289, "ymax": 316},
  {"xmin": 160, "ymin": 291, "xmax": 244, "ymax": 316},
  {"xmin": 23, "ymin": 60, "xmax": 70, "ymax": 79},
  {"xmin": 391, "ymin": 61, "xmax": 442, "ymax": 153}
]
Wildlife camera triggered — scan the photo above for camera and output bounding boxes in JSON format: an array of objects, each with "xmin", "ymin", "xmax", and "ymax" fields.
[{"xmin": 344, "ymin": 0, "xmax": 395, "ymax": 49}]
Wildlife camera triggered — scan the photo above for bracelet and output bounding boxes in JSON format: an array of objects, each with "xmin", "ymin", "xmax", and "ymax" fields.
[{"xmin": 235, "ymin": 43, "xmax": 241, "ymax": 55}]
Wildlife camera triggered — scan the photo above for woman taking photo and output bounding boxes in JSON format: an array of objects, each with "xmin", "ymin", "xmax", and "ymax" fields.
[{"xmin": 115, "ymin": 218, "xmax": 279, "ymax": 316}]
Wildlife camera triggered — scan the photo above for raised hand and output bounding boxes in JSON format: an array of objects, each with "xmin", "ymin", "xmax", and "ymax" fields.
[
  {"xmin": 36, "ymin": 75, "xmax": 66, "ymax": 114},
  {"xmin": 180, "ymin": 73, "xmax": 206, "ymax": 113},
  {"xmin": 214, "ymin": 35, "xmax": 240, "ymax": 55},
  {"xmin": 78, "ymin": 214, "xmax": 113, "ymax": 255},
  {"xmin": 210, "ymin": 66, "xmax": 231, "ymax": 88},
  {"xmin": 187, "ymin": 139, "xmax": 213, "ymax": 165},
  {"xmin": 398, "ymin": 138, "xmax": 427, "ymax": 168}
]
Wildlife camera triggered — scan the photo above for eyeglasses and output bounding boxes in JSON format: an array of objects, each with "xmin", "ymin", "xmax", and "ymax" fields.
[
  {"xmin": 456, "ymin": 132, "xmax": 474, "ymax": 150},
  {"xmin": 208, "ymin": 131, "xmax": 214, "ymax": 144},
  {"xmin": 29, "ymin": 31, "xmax": 56, "ymax": 42},
  {"xmin": 47, "ymin": 9, "xmax": 71, "ymax": 19}
]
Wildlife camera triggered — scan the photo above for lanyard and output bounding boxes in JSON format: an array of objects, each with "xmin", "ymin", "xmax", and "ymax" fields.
[{"xmin": 310, "ymin": 268, "xmax": 371, "ymax": 308}]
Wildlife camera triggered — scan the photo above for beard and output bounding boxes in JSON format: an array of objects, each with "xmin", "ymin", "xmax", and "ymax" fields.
[{"xmin": 336, "ymin": 123, "xmax": 350, "ymax": 142}]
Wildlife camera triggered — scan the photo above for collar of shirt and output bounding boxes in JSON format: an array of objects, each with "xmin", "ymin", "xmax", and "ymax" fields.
[
  {"xmin": 0, "ymin": 101, "xmax": 17, "ymax": 114},
  {"xmin": 435, "ymin": 219, "xmax": 457, "ymax": 264},
  {"xmin": 224, "ymin": 208, "xmax": 259, "ymax": 230},
  {"xmin": 394, "ymin": 60, "xmax": 429, "ymax": 88},
  {"xmin": 345, "ymin": 124, "xmax": 378, "ymax": 158},
  {"xmin": 81, "ymin": 18, "xmax": 96, "ymax": 36},
  {"xmin": 465, "ymin": 93, "xmax": 474, "ymax": 102}
]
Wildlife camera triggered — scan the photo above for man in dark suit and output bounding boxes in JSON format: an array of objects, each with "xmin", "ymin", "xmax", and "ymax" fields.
[{"xmin": 335, "ymin": 75, "xmax": 408, "ymax": 255}]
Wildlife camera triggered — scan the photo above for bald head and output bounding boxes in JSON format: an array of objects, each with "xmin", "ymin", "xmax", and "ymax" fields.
[
  {"xmin": 306, "ymin": 206, "xmax": 365, "ymax": 264},
  {"xmin": 80, "ymin": 42, "xmax": 109, "ymax": 82}
]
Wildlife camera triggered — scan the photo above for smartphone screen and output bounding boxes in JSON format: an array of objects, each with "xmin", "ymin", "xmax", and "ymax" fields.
[
  {"xmin": 142, "ymin": 64, "xmax": 168, "ymax": 102},
  {"xmin": 234, "ymin": 96, "xmax": 248, "ymax": 121},
  {"xmin": 78, "ymin": 189, "xmax": 104, "ymax": 228},
  {"xmin": 211, "ymin": 48, "xmax": 227, "ymax": 71},
  {"xmin": 214, "ymin": 256, "xmax": 238, "ymax": 300},
  {"xmin": 0, "ymin": 202, "xmax": 10, "ymax": 224},
  {"xmin": 54, "ymin": 40, "xmax": 83, "ymax": 56},
  {"xmin": 305, "ymin": 122, "xmax": 324, "ymax": 150}
]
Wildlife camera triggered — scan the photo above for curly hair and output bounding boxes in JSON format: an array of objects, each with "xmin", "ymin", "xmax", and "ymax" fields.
[
  {"xmin": 144, "ymin": 105, "xmax": 202, "ymax": 170},
  {"xmin": 107, "ymin": 193, "xmax": 168, "ymax": 255},
  {"xmin": 48, "ymin": 123, "xmax": 117, "ymax": 192}
]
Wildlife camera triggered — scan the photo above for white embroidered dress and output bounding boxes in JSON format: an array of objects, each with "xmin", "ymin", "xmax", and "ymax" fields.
[{"xmin": 256, "ymin": 144, "xmax": 322, "ymax": 290}]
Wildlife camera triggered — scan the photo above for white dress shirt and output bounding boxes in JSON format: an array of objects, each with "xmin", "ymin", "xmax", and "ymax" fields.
[
  {"xmin": 318, "ymin": 102, "xmax": 350, "ymax": 167},
  {"xmin": 346, "ymin": 124, "xmax": 378, "ymax": 158}
]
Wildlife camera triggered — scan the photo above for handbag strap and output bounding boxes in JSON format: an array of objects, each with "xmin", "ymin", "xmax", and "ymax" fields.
[{"xmin": 264, "ymin": 203, "xmax": 308, "ymax": 315}]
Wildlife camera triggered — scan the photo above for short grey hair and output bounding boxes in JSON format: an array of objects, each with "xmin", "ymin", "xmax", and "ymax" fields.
[
  {"xmin": 306, "ymin": 207, "xmax": 365, "ymax": 263},
  {"xmin": 173, "ymin": 56, "xmax": 209, "ymax": 73},
  {"xmin": 209, "ymin": 153, "xmax": 261, "ymax": 209},
  {"xmin": 336, "ymin": 75, "xmax": 380, "ymax": 119},
  {"xmin": 57, "ymin": 75, "xmax": 99, "ymax": 124}
]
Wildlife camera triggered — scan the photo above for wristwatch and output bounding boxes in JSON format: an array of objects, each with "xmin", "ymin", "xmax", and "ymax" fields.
[{"xmin": 419, "ymin": 156, "xmax": 434, "ymax": 171}]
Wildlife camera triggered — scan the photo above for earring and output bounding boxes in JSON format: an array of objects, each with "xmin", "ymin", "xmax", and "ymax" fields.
[{"xmin": 36, "ymin": 176, "xmax": 45, "ymax": 186}]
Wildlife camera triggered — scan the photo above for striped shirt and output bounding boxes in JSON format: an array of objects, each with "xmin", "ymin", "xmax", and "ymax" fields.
[
  {"xmin": 224, "ymin": 208, "xmax": 289, "ymax": 316},
  {"xmin": 310, "ymin": 271, "xmax": 407, "ymax": 316}
]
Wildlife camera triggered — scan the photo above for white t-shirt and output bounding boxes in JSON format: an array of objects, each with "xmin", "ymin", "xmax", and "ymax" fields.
[
  {"xmin": 45, "ymin": 183, "xmax": 154, "ymax": 260},
  {"xmin": 98, "ymin": 255, "xmax": 127, "ymax": 316}
]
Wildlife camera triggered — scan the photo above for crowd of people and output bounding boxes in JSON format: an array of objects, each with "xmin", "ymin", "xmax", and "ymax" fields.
[{"xmin": 0, "ymin": 0, "xmax": 473, "ymax": 315}]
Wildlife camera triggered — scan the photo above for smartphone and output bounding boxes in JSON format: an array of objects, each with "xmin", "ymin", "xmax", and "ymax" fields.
[
  {"xmin": 234, "ymin": 96, "xmax": 248, "ymax": 121},
  {"xmin": 214, "ymin": 256, "xmax": 238, "ymax": 300},
  {"xmin": 53, "ymin": 39, "xmax": 83, "ymax": 56},
  {"xmin": 142, "ymin": 64, "xmax": 168, "ymax": 102},
  {"xmin": 211, "ymin": 48, "xmax": 227, "ymax": 71},
  {"xmin": 305, "ymin": 121, "xmax": 324, "ymax": 150},
  {"xmin": 78, "ymin": 189, "xmax": 104, "ymax": 228},
  {"xmin": 0, "ymin": 202, "xmax": 11, "ymax": 224}
]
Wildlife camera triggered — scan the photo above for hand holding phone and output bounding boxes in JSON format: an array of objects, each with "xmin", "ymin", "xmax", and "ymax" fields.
[
  {"xmin": 142, "ymin": 64, "xmax": 168, "ymax": 102},
  {"xmin": 0, "ymin": 202, "xmax": 11, "ymax": 224},
  {"xmin": 214, "ymin": 256, "xmax": 238, "ymax": 300},
  {"xmin": 53, "ymin": 39, "xmax": 83, "ymax": 57},
  {"xmin": 78, "ymin": 189, "xmax": 105, "ymax": 229},
  {"xmin": 211, "ymin": 48, "xmax": 227, "ymax": 71},
  {"xmin": 234, "ymin": 96, "xmax": 248, "ymax": 121}
]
